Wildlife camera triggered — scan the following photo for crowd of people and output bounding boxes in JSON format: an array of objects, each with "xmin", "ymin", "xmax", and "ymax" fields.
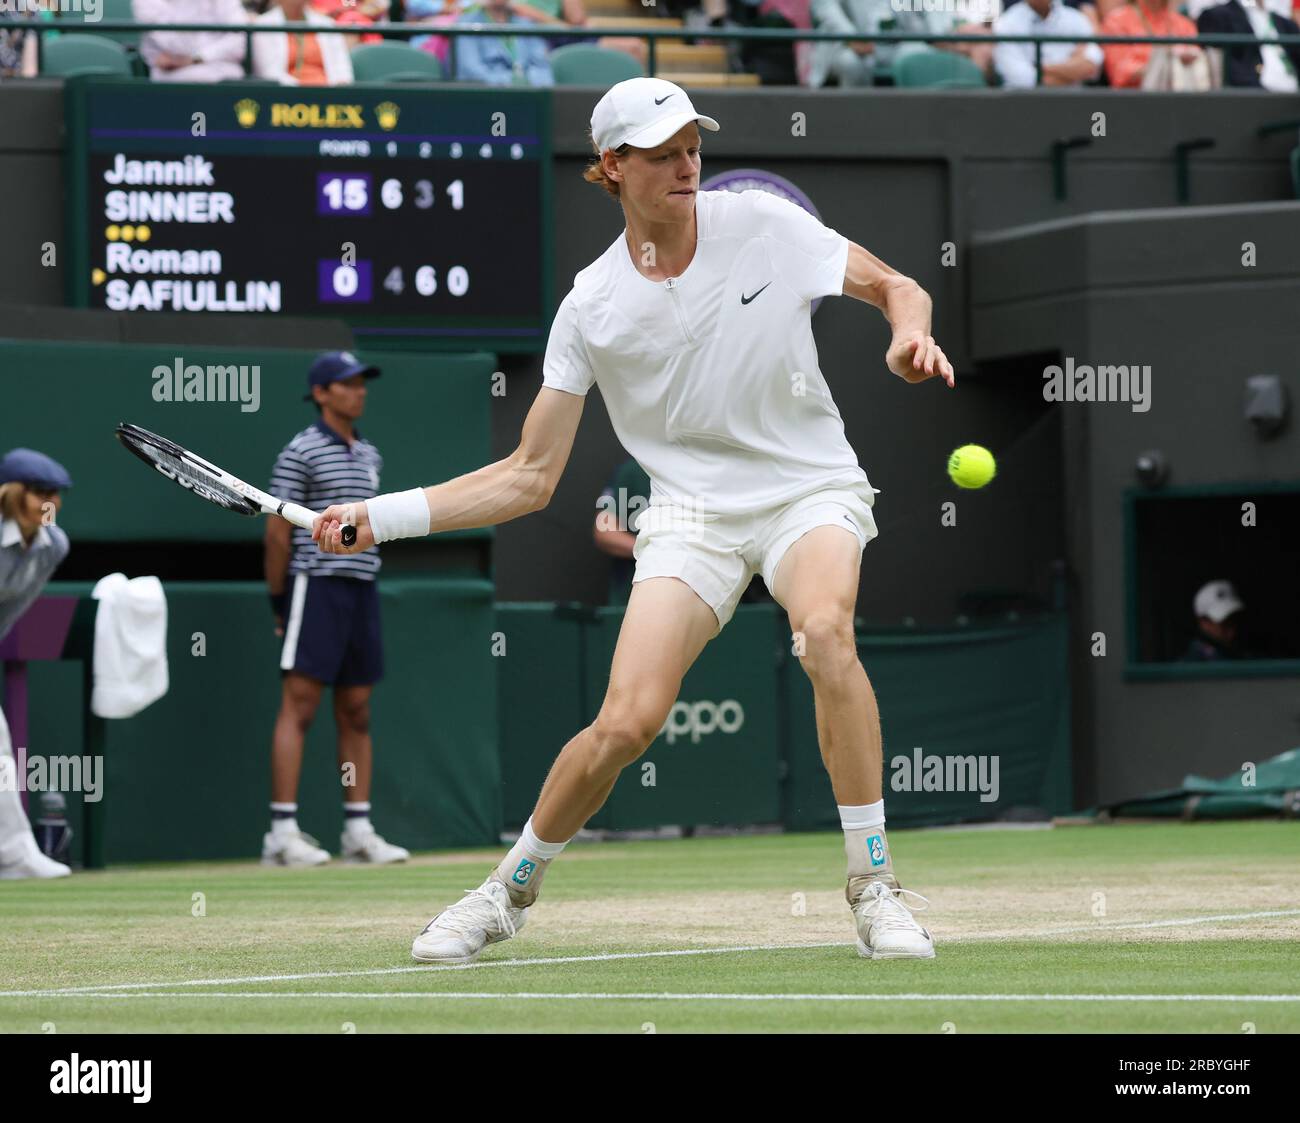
[{"xmin": 1, "ymin": 0, "xmax": 1298, "ymax": 88}]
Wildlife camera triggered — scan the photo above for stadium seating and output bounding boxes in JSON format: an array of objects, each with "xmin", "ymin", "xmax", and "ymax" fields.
[
  {"xmin": 350, "ymin": 41, "xmax": 445, "ymax": 82},
  {"xmin": 660, "ymin": 72, "xmax": 760, "ymax": 85},
  {"xmin": 656, "ymin": 42, "xmax": 729, "ymax": 75},
  {"xmin": 585, "ymin": 14, "xmax": 685, "ymax": 45},
  {"xmin": 41, "ymin": 35, "xmax": 134, "ymax": 78},
  {"xmin": 98, "ymin": 0, "xmax": 143, "ymax": 49},
  {"xmin": 894, "ymin": 48, "xmax": 987, "ymax": 89},
  {"xmin": 550, "ymin": 43, "xmax": 644, "ymax": 84}
]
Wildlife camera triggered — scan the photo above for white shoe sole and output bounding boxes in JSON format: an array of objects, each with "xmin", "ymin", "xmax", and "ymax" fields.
[
  {"xmin": 856, "ymin": 936, "xmax": 936, "ymax": 960},
  {"xmin": 411, "ymin": 927, "xmax": 516, "ymax": 965},
  {"xmin": 260, "ymin": 856, "xmax": 330, "ymax": 867},
  {"xmin": 411, "ymin": 945, "xmax": 484, "ymax": 966},
  {"xmin": 341, "ymin": 854, "xmax": 409, "ymax": 865},
  {"xmin": 0, "ymin": 866, "xmax": 71, "ymax": 880}
]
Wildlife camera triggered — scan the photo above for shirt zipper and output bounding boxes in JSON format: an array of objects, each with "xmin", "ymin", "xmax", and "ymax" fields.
[{"xmin": 664, "ymin": 276, "xmax": 693, "ymax": 344}]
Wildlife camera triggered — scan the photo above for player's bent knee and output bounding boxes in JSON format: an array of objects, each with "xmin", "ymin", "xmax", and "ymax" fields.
[
  {"xmin": 794, "ymin": 612, "xmax": 858, "ymax": 678},
  {"xmin": 589, "ymin": 710, "xmax": 664, "ymax": 768}
]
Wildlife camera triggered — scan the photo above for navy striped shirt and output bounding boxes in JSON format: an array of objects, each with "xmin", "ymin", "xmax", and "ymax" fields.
[{"xmin": 269, "ymin": 419, "xmax": 383, "ymax": 580}]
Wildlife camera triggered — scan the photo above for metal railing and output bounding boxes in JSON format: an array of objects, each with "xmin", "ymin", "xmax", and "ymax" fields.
[{"xmin": 4, "ymin": 17, "xmax": 1300, "ymax": 86}]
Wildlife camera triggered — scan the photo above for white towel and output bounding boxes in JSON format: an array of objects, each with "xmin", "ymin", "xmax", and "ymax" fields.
[{"xmin": 90, "ymin": 574, "xmax": 169, "ymax": 719}]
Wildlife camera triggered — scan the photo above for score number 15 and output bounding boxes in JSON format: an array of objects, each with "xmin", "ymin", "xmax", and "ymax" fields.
[{"xmin": 319, "ymin": 176, "xmax": 465, "ymax": 213}]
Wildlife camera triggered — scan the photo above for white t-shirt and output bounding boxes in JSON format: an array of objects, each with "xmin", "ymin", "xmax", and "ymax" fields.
[{"xmin": 542, "ymin": 189, "xmax": 875, "ymax": 516}]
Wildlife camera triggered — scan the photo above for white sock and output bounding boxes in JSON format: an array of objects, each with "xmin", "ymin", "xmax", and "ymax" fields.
[
  {"xmin": 494, "ymin": 817, "xmax": 569, "ymax": 902},
  {"xmin": 839, "ymin": 800, "xmax": 894, "ymax": 880},
  {"xmin": 270, "ymin": 802, "xmax": 299, "ymax": 837},
  {"xmin": 343, "ymin": 803, "xmax": 373, "ymax": 838}
]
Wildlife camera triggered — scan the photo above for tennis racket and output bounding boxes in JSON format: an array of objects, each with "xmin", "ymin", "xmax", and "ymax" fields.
[{"xmin": 115, "ymin": 422, "xmax": 357, "ymax": 547}]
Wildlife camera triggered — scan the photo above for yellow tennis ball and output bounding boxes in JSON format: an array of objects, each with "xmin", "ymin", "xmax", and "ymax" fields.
[{"xmin": 948, "ymin": 444, "xmax": 996, "ymax": 489}]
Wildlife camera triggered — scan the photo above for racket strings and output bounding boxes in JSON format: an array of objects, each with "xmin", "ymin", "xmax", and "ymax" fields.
[{"xmin": 133, "ymin": 440, "xmax": 255, "ymax": 515}]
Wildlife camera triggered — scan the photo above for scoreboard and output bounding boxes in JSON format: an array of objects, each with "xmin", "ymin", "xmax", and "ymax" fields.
[{"xmin": 64, "ymin": 80, "xmax": 553, "ymax": 352}]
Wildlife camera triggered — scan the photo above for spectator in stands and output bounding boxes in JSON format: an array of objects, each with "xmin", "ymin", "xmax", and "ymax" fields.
[
  {"xmin": 1198, "ymin": 0, "xmax": 1300, "ymax": 89},
  {"xmin": 892, "ymin": 0, "xmax": 998, "ymax": 82},
  {"xmin": 311, "ymin": 0, "xmax": 390, "ymax": 46},
  {"xmin": 453, "ymin": 0, "xmax": 555, "ymax": 84},
  {"xmin": 1181, "ymin": 579, "xmax": 1253, "ymax": 660},
  {"xmin": 994, "ymin": 0, "xmax": 1102, "ymax": 86},
  {"xmin": 593, "ymin": 458, "xmax": 651, "ymax": 606},
  {"xmin": 253, "ymin": 0, "xmax": 356, "ymax": 84},
  {"xmin": 1101, "ymin": 0, "xmax": 1209, "ymax": 87},
  {"xmin": 738, "ymin": 0, "xmax": 810, "ymax": 86},
  {"xmin": 410, "ymin": 0, "xmax": 646, "ymax": 72},
  {"xmin": 133, "ymin": 0, "xmax": 250, "ymax": 82},
  {"xmin": 0, "ymin": 0, "xmax": 49, "ymax": 79},
  {"xmin": 405, "ymin": 0, "xmax": 465, "ymax": 69},
  {"xmin": 1003, "ymin": 0, "xmax": 1100, "ymax": 31},
  {"xmin": 1184, "ymin": 0, "xmax": 1293, "ymax": 18},
  {"xmin": 0, "ymin": 450, "xmax": 73, "ymax": 880},
  {"xmin": 503, "ymin": 0, "xmax": 649, "ymax": 64},
  {"xmin": 807, "ymin": 0, "xmax": 889, "ymax": 86}
]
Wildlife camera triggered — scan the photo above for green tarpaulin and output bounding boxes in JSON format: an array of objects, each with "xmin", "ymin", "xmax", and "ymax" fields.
[{"xmin": 1100, "ymin": 747, "xmax": 1300, "ymax": 819}]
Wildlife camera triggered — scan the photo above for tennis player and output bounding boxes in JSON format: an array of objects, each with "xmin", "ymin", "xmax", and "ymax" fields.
[{"xmin": 313, "ymin": 77, "xmax": 954, "ymax": 962}]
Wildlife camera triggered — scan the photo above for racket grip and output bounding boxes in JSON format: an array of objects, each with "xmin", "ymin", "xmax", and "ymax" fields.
[{"xmin": 341, "ymin": 525, "xmax": 357, "ymax": 547}]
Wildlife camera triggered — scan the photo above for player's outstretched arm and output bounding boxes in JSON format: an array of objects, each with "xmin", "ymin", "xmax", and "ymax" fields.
[
  {"xmin": 312, "ymin": 387, "xmax": 585, "ymax": 554},
  {"xmin": 841, "ymin": 241, "xmax": 955, "ymax": 389}
]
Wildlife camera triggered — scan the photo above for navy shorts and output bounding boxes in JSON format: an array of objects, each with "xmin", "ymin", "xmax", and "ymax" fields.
[{"xmin": 279, "ymin": 574, "xmax": 384, "ymax": 686}]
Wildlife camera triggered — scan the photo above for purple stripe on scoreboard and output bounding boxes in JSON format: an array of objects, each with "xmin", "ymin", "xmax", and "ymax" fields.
[
  {"xmin": 318, "ymin": 260, "xmax": 373, "ymax": 303},
  {"xmin": 317, "ymin": 172, "xmax": 374, "ymax": 216}
]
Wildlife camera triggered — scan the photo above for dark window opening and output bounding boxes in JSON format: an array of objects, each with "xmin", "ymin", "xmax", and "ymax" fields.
[{"xmin": 1132, "ymin": 490, "xmax": 1300, "ymax": 663}]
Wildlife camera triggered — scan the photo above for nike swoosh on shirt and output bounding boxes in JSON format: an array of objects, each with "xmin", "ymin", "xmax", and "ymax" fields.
[
  {"xmin": 654, "ymin": 94, "xmax": 675, "ymax": 105},
  {"xmin": 740, "ymin": 282, "xmax": 772, "ymax": 305}
]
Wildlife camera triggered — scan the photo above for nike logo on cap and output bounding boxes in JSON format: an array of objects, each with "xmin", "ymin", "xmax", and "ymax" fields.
[
  {"xmin": 740, "ymin": 281, "xmax": 772, "ymax": 305},
  {"xmin": 654, "ymin": 94, "xmax": 675, "ymax": 105}
]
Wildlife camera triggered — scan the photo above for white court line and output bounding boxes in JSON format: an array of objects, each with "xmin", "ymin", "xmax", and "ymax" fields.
[
  {"xmin": 2, "ymin": 907, "xmax": 1297, "ymax": 1001},
  {"xmin": 6, "ymin": 991, "xmax": 1299, "ymax": 1003},
  {"xmin": 0, "ymin": 943, "xmax": 849, "ymax": 998}
]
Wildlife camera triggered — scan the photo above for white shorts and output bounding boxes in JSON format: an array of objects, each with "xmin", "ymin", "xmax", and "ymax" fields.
[{"xmin": 631, "ymin": 484, "xmax": 879, "ymax": 635}]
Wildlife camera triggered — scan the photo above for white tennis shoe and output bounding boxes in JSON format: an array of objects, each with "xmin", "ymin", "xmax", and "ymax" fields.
[
  {"xmin": 851, "ymin": 879, "xmax": 936, "ymax": 960},
  {"xmin": 0, "ymin": 837, "xmax": 71, "ymax": 880},
  {"xmin": 260, "ymin": 830, "xmax": 330, "ymax": 867},
  {"xmin": 341, "ymin": 830, "xmax": 409, "ymax": 864},
  {"xmin": 412, "ymin": 874, "xmax": 526, "ymax": 965}
]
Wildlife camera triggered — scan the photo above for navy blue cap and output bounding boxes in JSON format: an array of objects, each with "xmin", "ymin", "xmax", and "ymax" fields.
[
  {"xmin": 303, "ymin": 350, "xmax": 381, "ymax": 401},
  {"xmin": 0, "ymin": 448, "xmax": 73, "ymax": 490}
]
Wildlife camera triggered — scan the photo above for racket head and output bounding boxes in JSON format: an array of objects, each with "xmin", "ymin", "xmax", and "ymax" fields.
[{"xmin": 115, "ymin": 422, "xmax": 261, "ymax": 518}]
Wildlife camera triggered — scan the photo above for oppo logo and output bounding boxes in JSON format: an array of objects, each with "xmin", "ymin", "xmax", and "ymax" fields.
[{"xmin": 660, "ymin": 699, "xmax": 745, "ymax": 745}]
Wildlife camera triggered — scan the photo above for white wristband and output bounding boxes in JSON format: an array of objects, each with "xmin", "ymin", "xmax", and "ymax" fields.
[{"xmin": 366, "ymin": 488, "xmax": 430, "ymax": 544}]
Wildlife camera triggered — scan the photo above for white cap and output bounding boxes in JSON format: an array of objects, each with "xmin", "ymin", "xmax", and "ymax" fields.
[
  {"xmin": 1194, "ymin": 579, "xmax": 1244, "ymax": 622},
  {"xmin": 590, "ymin": 77, "xmax": 720, "ymax": 153}
]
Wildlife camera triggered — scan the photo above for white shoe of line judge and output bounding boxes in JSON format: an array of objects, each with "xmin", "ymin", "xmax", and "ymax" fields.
[{"xmin": 0, "ymin": 709, "xmax": 72, "ymax": 880}]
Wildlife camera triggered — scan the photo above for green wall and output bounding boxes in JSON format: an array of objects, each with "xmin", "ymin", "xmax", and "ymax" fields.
[
  {"xmin": 0, "ymin": 339, "xmax": 493, "ymax": 542},
  {"xmin": 497, "ymin": 604, "xmax": 1072, "ymax": 833},
  {"xmin": 27, "ymin": 578, "xmax": 499, "ymax": 864}
]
